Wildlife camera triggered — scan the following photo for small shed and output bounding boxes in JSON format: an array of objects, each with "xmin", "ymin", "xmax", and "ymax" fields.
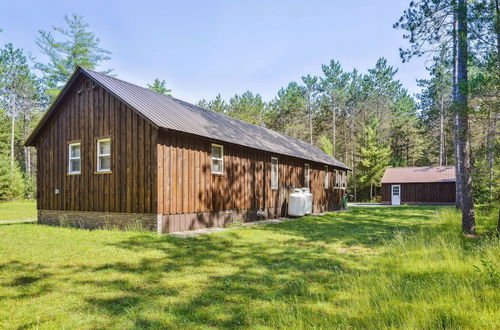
[{"xmin": 381, "ymin": 166, "xmax": 456, "ymax": 205}]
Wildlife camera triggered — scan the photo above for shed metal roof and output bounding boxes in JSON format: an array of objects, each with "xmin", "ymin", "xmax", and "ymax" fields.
[
  {"xmin": 27, "ymin": 67, "xmax": 350, "ymax": 170},
  {"xmin": 381, "ymin": 166, "xmax": 456, "ymax": 184}
]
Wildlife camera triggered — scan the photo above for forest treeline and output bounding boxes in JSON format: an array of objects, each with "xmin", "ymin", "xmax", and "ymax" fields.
[{"xmin": 0, "ymin": 2, "xmax": 498, "ymax": 233}]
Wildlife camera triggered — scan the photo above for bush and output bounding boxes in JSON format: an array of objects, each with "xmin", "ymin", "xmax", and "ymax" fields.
[{"xmin": 0, "ymin": 155, "xmax": 26, "ymax": 201}]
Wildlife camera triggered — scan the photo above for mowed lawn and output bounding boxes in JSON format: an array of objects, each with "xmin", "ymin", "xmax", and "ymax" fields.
[
  {"xmin": 0, "ymin": 206, "xmax": 498, "ymax": 329},
  {"xmin": 0, "ymin": 200, "xmax": 36, "ymax": 222}
]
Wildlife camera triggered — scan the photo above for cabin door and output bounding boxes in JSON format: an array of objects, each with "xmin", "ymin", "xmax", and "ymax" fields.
[{"xmin": 391, "ymin": 185, "xmax": 401, "ymax": 205}]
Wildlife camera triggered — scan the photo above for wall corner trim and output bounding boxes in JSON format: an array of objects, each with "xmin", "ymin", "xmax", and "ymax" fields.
[{"xmin": 157, "ymin": 214, "xmax": 163, "ymax": 235}]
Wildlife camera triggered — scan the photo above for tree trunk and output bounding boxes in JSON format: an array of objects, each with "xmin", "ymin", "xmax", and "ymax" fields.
[
  {"xmin": 332, "ymin": 104, "xmax": 336, "ymax": 157},
  {"xmin": 456, "ymin": 0, "xmax": 476, "ymax": 234},
  {"xmin": 495, "ymin": 0, "xmax": 500, "ymax": 75},
  {"xmin": 439, "ymin": 95, "xmax": 445, "ymax": 166},
  {"xmin": 308, "ymin": 97, "xmax": 313, "ymax": 145},
  {"xmin": 452, "ymin": 2, "xmax": 463, "ymax": 210},
  {"xmin": 23, "ymin": 109, "xmax": 31, "ymax": 177},
  {"xmin": 486, "ymin": 110, "xmax": 497, "ymax": 200},
  {"xmin": 10, "ymin": 110, "xmax": 15, "ymax": 175}
]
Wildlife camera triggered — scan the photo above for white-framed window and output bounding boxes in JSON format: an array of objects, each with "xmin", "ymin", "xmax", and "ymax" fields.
[
  {"xmin": 324, "ymin": 165, "xmax": 329, "ymax": 189},
  {"xmin": 271, "ymin": 157, "xmax": 279, "ymax": 190},
  {"xmin": 96, "ymin": 138, "xmax": 111, "ymax": 172},
  {"xmin": 211, "ymin": 144, "xmax": 224, "ymax": 174},
  {"xmin": 304, "ymin": 164, "xmax": 310, "ymax": 188},
  {"xmin": 68, "ymin": 142, "xmax": 81, "ymax": 174}
]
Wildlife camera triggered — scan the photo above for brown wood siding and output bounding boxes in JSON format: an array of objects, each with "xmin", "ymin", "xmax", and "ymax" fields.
[
  {"xmin": 381, "ymin": 183, "xmax": 455, "ymax": 204},
  {"xmin": 35, "ymin": 76, "xmax": 157, "ymax": 213},
  {"xmin": 156, "ymin": 130, "xmax": 346, "ymax": 217}
]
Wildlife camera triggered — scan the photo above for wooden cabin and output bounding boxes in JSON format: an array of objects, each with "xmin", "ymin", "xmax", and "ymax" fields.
[
  {"xmin": 381, "ymin": 166, "xmax": 456, "ymax": 205},
  {"xmin": 25, "ymin": 67, "xmax": 351, "ymax": 233}
]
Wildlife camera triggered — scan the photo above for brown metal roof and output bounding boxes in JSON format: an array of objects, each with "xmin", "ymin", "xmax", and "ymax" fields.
[
  {"xmin": 27, "ymin": 67, "xmax": 350, "ymax": 170},
  {"xmin": 381, "ymin": 166, "xmax": 456, "ymax": 184}
]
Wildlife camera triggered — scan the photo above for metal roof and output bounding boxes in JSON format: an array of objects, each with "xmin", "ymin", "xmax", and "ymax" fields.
[
  {"xmin": 381, "ymin": 166, "xmax": 456, "ymax": 184},
  {"xmin": 27, "ymin": 67, "xmax": 351, "ymax": 170}
]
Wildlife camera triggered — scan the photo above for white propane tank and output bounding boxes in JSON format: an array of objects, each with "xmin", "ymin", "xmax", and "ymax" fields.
[
  {"xmin": 302, "ymin": 187, "xmax": 313, "ymax": 215},
  {"xmin": 288, "ymin": 188, "xmax": 306, "ymax": 217}
]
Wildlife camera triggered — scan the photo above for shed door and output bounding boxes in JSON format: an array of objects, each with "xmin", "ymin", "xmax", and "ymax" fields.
[{"xmin": 391, "ymin": 185, "xmax": 401, "ymax": 205}]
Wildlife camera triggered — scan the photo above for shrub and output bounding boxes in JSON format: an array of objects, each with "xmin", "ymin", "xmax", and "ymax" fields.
[{"xmin": 0, "ymin": 155, "xmax": 25, "ymax": 201}]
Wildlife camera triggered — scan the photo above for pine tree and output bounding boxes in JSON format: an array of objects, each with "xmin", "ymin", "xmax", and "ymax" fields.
[
  {"xmin": 36, "ymin": 14, "xmax": 111, "ymax": 101},
  {"xmin": 0, "ymin": 44, "xmax": 39, "ymax": 176},
  {"xmin": 148, "ymin": 79, "xmax": 172, "ymax": 96},
  {"xmin": 356, "ymin": 117, "xmax": 391, "ymax": 200}
]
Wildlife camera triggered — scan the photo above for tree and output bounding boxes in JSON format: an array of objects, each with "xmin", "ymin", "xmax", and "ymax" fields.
[
  {"xmin": 197, "ymin": 94, "xmax": 228, "ymax": 114},
  {"xmin": 454, "ymin": 0, "xmax": 476, "ymax": 234},
  {"xmin": 266, "ymin": 82, "xmax": 307, "ymax": 139},
  {"xmin": 301, "ymin": 75, "xmax": 318, "ymax": 145},
  {"xmin": 395, "ymin": 0, "xmax": 476, "ymax": 234},
  {"xmin": 356, "ymin": 117, "xmax": 391, "ymax": 200},
  {"xmin": 0, "ymin": 44, "xmax": 39, "ymax": 176},
  {"xmin": 320, "ymin": 60, "xmax": 350, "ymax": 158},
  {"xmin": 0, "ymin": 154, "xmax": 25, "ymax": 200},
  {"xmin": 318, "ymin": 135, "xmax": 333, "ymax": 156},
  {"xmin": 148, "ymin": 79, "xmax": 172, "ymax": 96},
  {"xmin": 36, "ymin": 14, "xmax": 111, "ymax": 101},
  {"xmin": 227, "ymin": 91, "xmax": 266, "ymax": 126}
]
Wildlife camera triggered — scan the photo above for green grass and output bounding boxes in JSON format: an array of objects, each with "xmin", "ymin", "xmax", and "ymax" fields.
[
  {"xmin": 0, "ymin": 200, "xmax": 36, "ymax": 222},
  {"xmin": 0, "ymin": 206, "xmax": 498, "ymax": 329}
]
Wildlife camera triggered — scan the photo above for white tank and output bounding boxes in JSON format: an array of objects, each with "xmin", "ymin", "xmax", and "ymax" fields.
[
  {"xmin": 302, "ymin": 187, "xmax": 313, "ymax": 215},
  {"xmin": 288, "ymin": 188, "xmax": 306, "ymax": 217}
]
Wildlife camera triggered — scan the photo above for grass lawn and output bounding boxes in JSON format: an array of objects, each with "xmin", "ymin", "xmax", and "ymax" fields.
[
  {"xmin": 0, "ymin": 200, "xmax": 36, "ymax": 222},
  {"xmin": 0, "ymin": 206, "xmax": 498, "ymax": 329}
]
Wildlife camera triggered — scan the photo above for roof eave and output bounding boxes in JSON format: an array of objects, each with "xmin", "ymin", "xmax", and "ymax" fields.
[{"xmin": 25, "ymin": 67, "xmax": 84, "ymax": 146}]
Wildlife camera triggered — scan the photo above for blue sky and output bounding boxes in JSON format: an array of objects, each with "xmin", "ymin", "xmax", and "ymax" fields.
[{"xmin": 1, "ymin": 0, "xmax": 429, "ymax": 103}]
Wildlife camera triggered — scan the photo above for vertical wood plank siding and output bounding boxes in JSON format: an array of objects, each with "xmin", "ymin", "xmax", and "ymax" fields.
[
  {"xmin": 156, "ymin": 130, "xmax": 346, "ymax": 217},
  {"xmin": 36, "ymin": 76, "xmax": 157, "ymax": 213},
  {"xmin": 381, "ymin": 183, "xmax": 455, "ymax": 204},
  {"xmin": 34, "ymin": 75, "xmax": 346, "ymax": 230}
]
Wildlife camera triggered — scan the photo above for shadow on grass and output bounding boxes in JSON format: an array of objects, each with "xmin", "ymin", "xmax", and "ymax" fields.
[
  {"xmin": 66, "ymin": 209, "xmax": 430, "ymax": 326},
  {"xmin": 0, "ymin": 261, "xmax": 53, "ymax": 300},
  {"xmin": 6, "ymin": 206, "xmax": 489, "ymax": 328}
]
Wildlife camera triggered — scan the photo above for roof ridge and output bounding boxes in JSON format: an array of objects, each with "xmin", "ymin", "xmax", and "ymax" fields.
[
  {"xmin": 80, "ymin": 67, "xmax": 349, "ymax": 168},
  {"xmin": 80, "ymin": 66, "xmax": 174, "ymax": 99}
]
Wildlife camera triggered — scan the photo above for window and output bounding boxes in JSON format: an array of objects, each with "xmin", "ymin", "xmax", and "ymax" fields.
[
  {"xmin": 304, "ymin": 164, "xmax": 310, "ymax": 188},
  {"xmin": 335, "ymin": 170, "xmax": 339, "ymax": 188},
  {"xmin": 324, "ymin": 166, "xmax": 329, "ymax": 188},
  {"xmin": 68, "ymin": 142, "xmax": 81, "ymax": 174},
  {"xmin": 97, "ymin": 138, "xmax": 111, "ymax": 172},
  {"xmin": 211, "ymin": 144, "xmax": 224, "ymax": 174},
  {"xmin": 342, "ymin": 171, "xmax": 347, "ymax": 189},
  {"xmin": 271, "ymin": 157, "xmax": 278, "ymax": 189}
]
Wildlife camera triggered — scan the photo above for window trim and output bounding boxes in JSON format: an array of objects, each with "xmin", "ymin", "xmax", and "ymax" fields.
[
  {"xmin": 211, "ymin": 143, "xmax": 224, "ymax": 175},
  {"xmin": 304, "ymin": 163, "xmax": 310, "ymax": 188},
  {"xmin": 96, "ymin": 138, "xmax": 112, "ymax": 173},
  {"xmin": 271, "ymin": 157, "xmax": 279, "ymax": 190},
  {"xmin": 324, "ymin": 165, "xmax": 329, "ymax": 189},
  {"xmin": 67, "ymin": 141, "xmax": 81, "ymax": 175}
]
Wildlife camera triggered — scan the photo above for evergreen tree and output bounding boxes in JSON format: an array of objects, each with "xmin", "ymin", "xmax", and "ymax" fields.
[
  {"xmin": 356, "ymin": 117, "xmax": 391, "ymax": 200},
  {"xmin": 318, "ymin": 135, "xmax": 333, "ymax": 156},
  {"xmin": 36, "ymin": 14, "xmax": 111, "ymax": 101},
  {"xmin": 148, "ymin": 78, "xmax": 172, "ymax": 96},
  {"xmin": 227, "ymin": 91, "xmax": 266, "ymax": 126},
  {"xmin": 198, "ymin": 94, "xmax": 229, "ymax": 114},
  {"xmin": 0, "ymin": 154, "xmax": 25, "ymax": 200},
  {"xmin": 0, "ymin": 44, "xmax": 40, "ymax": 176}
]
